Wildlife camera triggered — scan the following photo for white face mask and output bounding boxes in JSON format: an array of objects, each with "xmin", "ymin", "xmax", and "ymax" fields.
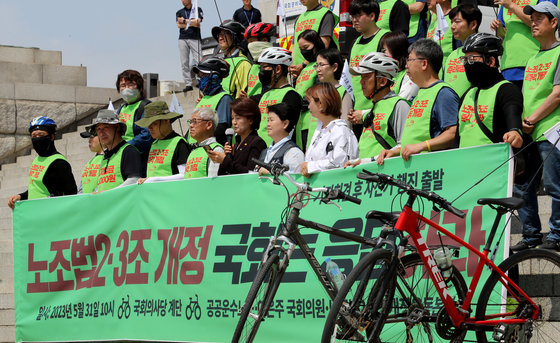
[{"xmin": 120, "ymin": 88, "xmax": 140, "ymax": 104}]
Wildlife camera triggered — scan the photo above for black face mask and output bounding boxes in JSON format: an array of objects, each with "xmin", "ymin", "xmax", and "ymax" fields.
[
  {"xmin": 32, "ymin": 135, "xmax": 54, "ymax": 157},
  {"xmin": 258, "ymin": 69, "xmax": 274, "ymax": 88},
  {"xmin": 300, "ymin": 48, "xmax": 316, "ymax": 63},
  {"xmin": 464, "ymin": 62, "xmax": 502, "ymax": 89}
]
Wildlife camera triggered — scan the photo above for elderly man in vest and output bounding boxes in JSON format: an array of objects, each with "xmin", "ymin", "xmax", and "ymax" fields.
[
  {"xmin": 8, "ymin": 116, "xmax": 77, "ymax": 209},
  {"xmin": 85, "ymin": 109, "xmax": 141, "ymax": 191},
  {"xmin": 185, "ymin": 108, "xmax": 225, "ymax": 178}
]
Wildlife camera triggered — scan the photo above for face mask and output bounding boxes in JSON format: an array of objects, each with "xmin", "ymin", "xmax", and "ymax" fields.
[
  {"xmin": 120, "ymin": 88, "xmax": 140, "ymax": 104},
  {"xmin": 197, "ymin": 75, "xmax": 212, "ymax": 92},
  {"xmin": 300, "ymin": 48, "xmax": 316, "ymax": 63},
  {"xmin": 198, "ymin": 74, "xmax": 222, "ymax": 96},
  {"xmin": 464, "ymin": 62, "xmax": 502, "ymax": 89},
  {"xmin": 248, "ymin": 41, "xmax": 272, "ymax": 60},
  {"xmin": 258, "ymin": 69, "xmax": 274, "ymax": 87},
  {"xmin": 32, "ymin": 135, "xmax": 54, "ymax": 156}
]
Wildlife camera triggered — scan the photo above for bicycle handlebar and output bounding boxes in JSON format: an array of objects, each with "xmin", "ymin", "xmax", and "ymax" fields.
[
  {"xmin": 252, "ymin": 158, "xmax": 362, "ymax": 205},
  {"xmin": 357, "ymin": 171, "xmax": 465, "ymax": 218}
]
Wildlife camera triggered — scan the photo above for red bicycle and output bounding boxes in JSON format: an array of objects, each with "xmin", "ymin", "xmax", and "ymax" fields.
[{"xmin": 323, "ymin": 171, "xmax": 560, "ymax": 342}]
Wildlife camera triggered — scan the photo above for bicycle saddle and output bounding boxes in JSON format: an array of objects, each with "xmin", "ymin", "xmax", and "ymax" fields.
[
  {"xmin": 365, "ymin": 210, "xmax": 401, "ymax": 226},
  {"xmin": 477, "ymin": 197, "xmax": 524, "ymax": 210}
]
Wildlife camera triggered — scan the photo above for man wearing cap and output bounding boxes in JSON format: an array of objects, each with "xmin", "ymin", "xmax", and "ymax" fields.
[
  {"xmin": 85, "ymin": 109, "xmax": 142, "ymax": 192},
  {"xmin": 512, "ymin": 2, "xmax": 560, "ymax": 251},
  {"xmin": 347, "ymin": 52, "xmax": 410, "ymax": 162},
  {"xmin": 79, "ymin": 129, "xmax": 104, "ymax": 194},
  {"xmin": 8, "ymin": 116, "xmax": 77, "ymax": 209},
  {"xmin": 377, "ymin": 39, "xmax": 459, "ymax": 164},
  {"xmin": 135, "ymin": 101, "xmax": 190, "ymax": 184}
]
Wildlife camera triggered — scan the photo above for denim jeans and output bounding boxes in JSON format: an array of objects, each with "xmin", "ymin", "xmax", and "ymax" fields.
[{"xmin": 514, "ymin": 140, "xmax": 560, "ymax": 244}]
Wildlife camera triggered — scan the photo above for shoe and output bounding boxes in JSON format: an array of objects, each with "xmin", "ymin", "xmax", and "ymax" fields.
[
  {"xmin": 540, "ymin": 240, "xmax": 560, "ymax": 251},
  {"xmin": 510, "ymin": 240, "xmax": 541, "ymax": 252},
  {"xmin": 183, "ymin": 86, "xmax": 193, "ymax": 92}
]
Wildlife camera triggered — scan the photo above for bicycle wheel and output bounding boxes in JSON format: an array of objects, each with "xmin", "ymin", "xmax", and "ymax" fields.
[
  {"xmin": 475, "ymin": 248, "xmax": 560, "ymax": 342},
  {"xmin": 378, "ymin": 253, "xmax": 468, "ymax": 343},
  {"xmin": 322, "ymin": 249, "xmax": 396, "ymax": 343},
  {"xmin": 232, "ymin": 254, "xmax": 282, "ymax": 343}
]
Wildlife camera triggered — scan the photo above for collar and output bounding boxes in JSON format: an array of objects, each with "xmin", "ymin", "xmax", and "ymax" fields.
[
  {"xmin": 197, "ymin": 137, "xmax": 217, "ymax": 147},
  {"xmin": 268, "ymin": 136, "xmax": 291, "ymax": 154},
  {"xmin": 103, "ymin": 140, "xmax": 126, "ymax": 160}
]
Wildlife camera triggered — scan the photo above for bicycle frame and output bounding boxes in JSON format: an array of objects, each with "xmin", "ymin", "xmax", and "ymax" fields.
[{"xmin": 395, "ymin": 199, "xmax": 540, "ymax": 330}]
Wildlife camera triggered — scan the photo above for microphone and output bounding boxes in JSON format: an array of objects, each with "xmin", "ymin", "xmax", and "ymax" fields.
[{"xmin": 225, "ymin": 128, "xmax": 235, "ymax": 158}]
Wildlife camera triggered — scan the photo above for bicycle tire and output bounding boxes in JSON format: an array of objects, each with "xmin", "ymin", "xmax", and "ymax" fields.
[
  {"xmin": 378, "ymin": 253, "xmax": 468, "ymax": 343},
  {"xmin": 475, "ymin": 248, "xmax": 560, "ymax": 342},
  {"xmin": 232, "ymin": 254, "xmax": 282, "ymax": 343},
  {"xmin": 322, "ymin": 249, "xmax": 396, "ymax": 343}
]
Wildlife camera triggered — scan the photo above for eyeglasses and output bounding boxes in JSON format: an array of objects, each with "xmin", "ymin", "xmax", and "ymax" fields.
[
  {"xmin": 187, "ymin": 119, "xmax": 209, "ymax": 125},
  {"xmin": 406, "ymin": 58, "xmax": 426, "ymax": 63},
  {"xmin": 313, "ymin": 63, "xmax": 330, "ymax": 70},
  {"xmin": 459, "ymin": 55, "xmax": 484, "ymax": 65}
]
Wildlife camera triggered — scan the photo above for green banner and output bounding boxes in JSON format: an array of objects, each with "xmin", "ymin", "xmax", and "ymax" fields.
[{"xmin": 13, "ymin": 144, "xmax": 513, "ymax": 342}]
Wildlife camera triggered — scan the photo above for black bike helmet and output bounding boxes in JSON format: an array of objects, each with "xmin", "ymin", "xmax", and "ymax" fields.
[
  {"xmin": 212, "ymin": 20, "xmax": 246, "ymax": 43},
  {"xmin": 191, "ymin": 57, "xmax": 230, "ymax": 79},
  {"xmin": 244, "ymin": 22, "xmax": 276, "ymax": 40},
  {"xmin": 462, "ymin": 33, "xmax": 504, "ymax": 56}
]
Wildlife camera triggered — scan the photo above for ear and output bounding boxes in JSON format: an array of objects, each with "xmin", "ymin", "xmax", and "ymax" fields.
[
  {"xmin": 552, "ymin": 17, "xmax": 558, "ymax": 31},
  {"xmin": 332, "ymin": 62, "xmax": 339, "ymax": 73},
  {"xmin": 282, "ymin": 119, "xmax": 289, "ymax": 131},
  {"xmin": 377, "ymin": 77, "xmax": 389, "ymax": 88},
  {"xmin": 470, "ymin": 20, "xmax": 478, "ymax": 32}
]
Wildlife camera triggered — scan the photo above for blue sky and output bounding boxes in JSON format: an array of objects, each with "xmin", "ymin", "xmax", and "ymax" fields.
[{"xmin": 1, "ymin": 1, "xmax": 255, "ymax": 88}]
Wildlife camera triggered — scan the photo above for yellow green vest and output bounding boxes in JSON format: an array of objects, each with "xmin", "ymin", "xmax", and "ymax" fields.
[
  {"xmin": 403, "ymin": 0, "xmax": 422, "ymax": 38},
  {"xmin": 118, "ymin": 100, "xmax": 142, "ymax": 141},
  {"xmin": 401, "ymin": 82, "xmax": 450, "ymax": 147},
  {"xmin": 81, "ymin": 154, "xmax": 104, "ymax": 194},
  {"xmin": 376, "ymin": 0, "xmax": 396, "ymax": 32},
  {"xmin": 391, "ymin": 70, "xmax": 407, "ymax": 95},
  {"xmin": 222, "ymin": 55, "xmax": 251, "ymax": 97},
  {"xmin": 523, "ymin": 44, "xmax": 560, "ymax": 141},
  {"xmin": 247, "ymin": 64, "xmax": 262, "ymax": 97},
  {"xmin": 358, "ymin": 96, "xmax": 403, "ymax": 158},
  {"xmin": 443, "ymin": 48, "xmax": 471, "ymax": 98},
  {"xmin": 349, "ymin": 30, "xmax": 390, "ymax": 111},
  {"xmin": 427, "ymin": 13, "xmax": 454, "ymax": 64},
  {"xmin": 459, "ymin": 80, "xmax": 508, "ymax": 148},
  {"xmin": 28, "ymin": 154, "xmax": 68, "ymax": 200},
  {"xmin": 258, "ymin": 87, "xmax": 296, "ymax": 145},
  {"xmin": 97, "ymin": 143, "xmax": 129, "ymax": 192},
  {"xmin": 501, "ymin": 0, "xmax": 540, "ymax": 71},
  {"xmin": 146, "ymin": 136, "xmax": 186, "ymax": 177},
  {"xmin": 293, "ymin": 6, "xmax": 340, "ymax": 65},
  {"xmin": 184, "ymin": 142, "xmax": 222, "ymax": 179}
]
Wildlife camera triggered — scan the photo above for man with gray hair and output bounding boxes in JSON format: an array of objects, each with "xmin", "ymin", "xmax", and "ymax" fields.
[
  {"xmin": 377, "ymin": 38, "xmax": 459, "ymax": 164},
  {"xmin": 184, "ymin": 108, "xmax": 224, "ymax": 178}
]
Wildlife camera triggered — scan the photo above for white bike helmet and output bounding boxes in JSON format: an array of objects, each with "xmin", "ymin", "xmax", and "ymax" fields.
[
  {"xmin": 258, "ymin": 47, "xmax": 292, "ymax": 66},
  {"xmin": 350, "ymin": 52, "xmax": 399, "ymax": 80}
]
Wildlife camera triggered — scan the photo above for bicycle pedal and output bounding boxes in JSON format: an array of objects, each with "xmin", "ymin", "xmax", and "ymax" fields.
[{"xmin": 406, "ymin": 308, "xmax": 426, "ymax": 325}]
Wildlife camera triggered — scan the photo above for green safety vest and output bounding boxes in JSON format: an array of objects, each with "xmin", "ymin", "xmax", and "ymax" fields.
[
  {"xmin": 501, "ymin": 0, "xmax": 540, "ymax": 71},
  {"xmin": 459, "ymin": 80, "xmax": 508, "ymax": 148},
  {"xmin": 293, "ymin": 6, "xmax": 340, "ymax": 66},
  {"xmin": 258, "ymin": 87, "xmax": 296, "ymax": 145},
  {"xmin": 358, "ymin": 96, "xmax": 403, "ymax": 158},
  {"xmin": 146, "ymin": 136, "xmax": 186, "ymax": 177},
  {"xmin": 523, "ymin": 44, "xmax": 560, "ymax": 141},
  {"xmin": 391, "ymin": 69, "xmax": 407, "ymax": 96},
  {"xmin": 190, "ymin": 92, "xmax": 231, "ymax": 144},
  {"xmin": 427, "ymin": 14, "xmax": 454, "ymax": 63},
  {"xmin": 403, "ymin": 0, "xmax": 421, "ymax": 38},
  {"xmin": 349, "ymin": 30, "xmax": 389, "ymax": 111},
  {"xmin": 184, "ymin": 142, "xmax": 222, "ymax": 179},
  {"xmin": 304, "ymin": 85, "xmax": 348, "ymax": 149},
  {"xmin": 295, "ymin": 62, "xmax": 317, "ymax": 97},
  {"xmin": 118, "ymin": 100, "xmax": 143, "ymax": 141},
  {"xmin": 81, "ymin": 154, "xmax": 104, "ymax": 194},
  {"xmin": 97, "ymin": 143, "xmax": 129, "ymax": 192},
  {"xmin": 401, "ymin": 82, "xmax": 450, "ymax": 147},
  {"xmin": 376, "ymin": 0, "xmax": 396, "ymax": 32},
  {"xmin": 28, "ymin": 154, "xmax": 68, "ymax": 200},
  {"xmin": 222, "ymin": 55, "xmax": 251, "ymax": 97},
  {"xmin": 247, "ymin": 64, "xmax": 262, "ymax": 97},
  {"xmin": 443, "ymin": 48, "xmax": 471, "ymax": 98}
]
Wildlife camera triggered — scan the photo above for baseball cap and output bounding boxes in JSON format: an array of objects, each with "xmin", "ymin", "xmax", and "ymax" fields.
[{"xmin": 523, "ymin": 2, "xmax": 560, "ymax": 21}]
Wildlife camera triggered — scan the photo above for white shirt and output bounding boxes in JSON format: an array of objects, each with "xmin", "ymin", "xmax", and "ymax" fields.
[
  {"xmin": 263, "ymin": 137, "xmax": 305, "ymax": 173},
  {"xmin": 305, "ymin": 119, "xmax": 359, "ymax": 174}
]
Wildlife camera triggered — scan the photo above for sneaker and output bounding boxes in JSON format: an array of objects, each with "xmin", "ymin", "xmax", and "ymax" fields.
[
  {"xmin": 183, "ymin": 86, "xmax": 193, "ymax": 92},
  {"xmin": 510, "ymin": 240, "xmax": 541, "ymax": 252},
  {"xmin": 540, "ymin": 240, "xmax": 560, "ymax": 251}
]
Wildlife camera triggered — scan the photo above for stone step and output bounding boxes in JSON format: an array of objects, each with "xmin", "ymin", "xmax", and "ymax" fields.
[
  {"xmin": 0, "ymin": 61, "xmax": 86, "ymax": 86},
  {"xmin": 0, "ymin": 207, "xmax": 13, "ymax": 220},
  {"xmin": 0, "ymin": 309, "xmax": 14, "ymax": 326},
  {"xmin": 0, "ymin": 325, "xmax": 15, "ymax": 343},
  {"xmin": 0, "ymin": 294, "xmax": 14, "ymax": 310},
  {"xmin": 0, "ymin": 46, "xmax": 61, "ymax": 65}
]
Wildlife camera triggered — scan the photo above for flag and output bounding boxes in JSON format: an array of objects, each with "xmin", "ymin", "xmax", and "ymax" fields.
[
  {"xmin": 186, "ymin": 0, "xmax": 199, "ymax": 29},
  {"xmin": 340, "ymin": 60, "xmax": 354, "ymax": 101},
  {"xmin": 544, "ymin": 120, "xmax": 560, "ymax": 151},
  {"xmin": 108, "ymin": 99, "xmax": 115, "ymax": 111},
  {"xmin": 170, "ymin": 92, "xmax": 184, "ymax": 115},
  {"xmin": 434, "ymin": 4, "xmax": 449, "ymax": 42}
]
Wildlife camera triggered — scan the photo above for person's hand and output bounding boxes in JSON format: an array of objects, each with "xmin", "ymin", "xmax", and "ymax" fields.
[
  {"xmin": 289, "ymin": 64, "xmax": 304, "ymax": 78},
  {"xmin": 522, "ymin": 119, "xmax": 535, "ymax": 134},
  {"xmin": 494, "ymin": 0, "xmax": 513, "ymax": 10},
  {"xmin": 347, "ymin": 110, "xmax": 364, "ymax": 125},
  {"xmin": 196, "ymin": 92, "xmax": 203, "ymax": 103},
  {"xmin": 300, "ymin": 161, "xmax": 311, "ymax": 178},
  {"xmin": 344, "ymin": 159, "xmax": 362, "ymax": 168},
  {"xmin": 138, "ymin": 178, "xmax": 147, "ymax": 185},
  {"xmin": 401, "ymin": 143, "xmax": 426, "ymax": 161},
  {"xmin": 503, "ymin": 131, "xmax": 523, "ymax": 148},
  {"xmin": 258, "ymin": 167, "xmax": 270, "ymax": 176},
  {"xmin": 376, "ymin": 149, "xmax": 399, "ymax": 165},
  {"xmin": 8, "ymin": 194, "xmax": 21, "ymax": 209},
  {"xmin": 207, "ymin": 149, "xmax": 226, "ymax": 163},
  {"xmin": 224, "ymin": 142, "xmax": 232, "ymax": 155},
  {"xmin": 239, "ymin": 90, "xmax": 248, "ymax": 98}
]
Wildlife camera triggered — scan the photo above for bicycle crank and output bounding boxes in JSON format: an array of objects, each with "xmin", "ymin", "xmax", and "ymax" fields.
[
  {"xmin": 492, "ymin": 319, "xmax": 532, "ymax": 343},
  {"xmin": 435, "ymin": 307, "xmax": 466, "ymax": 340}
]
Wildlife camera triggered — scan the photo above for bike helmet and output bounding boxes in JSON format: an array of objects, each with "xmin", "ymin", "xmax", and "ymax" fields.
[
  {"xmin": 349, "ymin": 52, "xmax": 399, "ymax": 80},
  {"xmin": 258, "ymin": 47, "xmax": 292, "ymax": 66},
  {"xmin": 191, "ymin": 57, "xmax": 230, "ymax": 79},
  {"xmin": 462, "ymin": 33, "xmax": 504, "ymax": 56},
  {"xmin": 28, "ymin": 116, "xmax": 57, "ymax": 134},
  {"xmin": 244, "ymin": 22, "xmax": 276, "ymax": 40},
  {"xmin": 212, "ymin": 20, "xmax": 246, "ymax": 43}
]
